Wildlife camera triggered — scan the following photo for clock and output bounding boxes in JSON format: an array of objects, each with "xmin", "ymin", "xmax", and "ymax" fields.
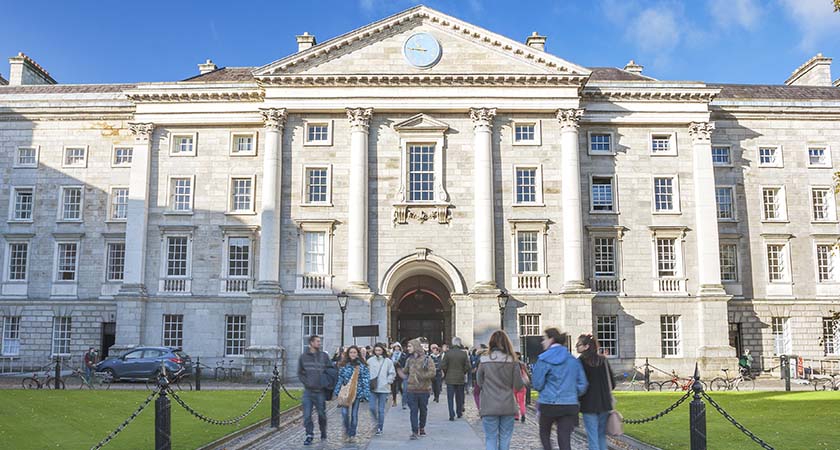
[{"xmin": 403, "ymin": 32, "xmax": 442, "ymax": 68}]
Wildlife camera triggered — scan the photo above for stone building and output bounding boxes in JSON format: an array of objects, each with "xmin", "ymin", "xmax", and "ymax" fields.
[{"xmin": 0, "ymin": 6, "xmax": 838, "ymax": 378}]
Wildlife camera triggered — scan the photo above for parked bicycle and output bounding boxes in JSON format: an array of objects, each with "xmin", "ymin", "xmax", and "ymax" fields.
[
  {"xmin": 21, "ymin": 363, "xmax": 63, "ymax": 389},
  {"xmin": 214, "ymin": 359, "xmax": 242, "ymax": 382},
  {"xmin": 67, "ymin": 368, "xmax": 113, "ymax": 390},
  {"xmin": 620, "ymin": 366, "xmax": 651, "ymax": 391},
  {"xmin": 145, "ymin": 366, "xmax": 193, "ymax": 391},
  {"xmin": 812, "ymin": 374, "xmax": 839, "ymax": 391},
  {"xmin": 658, "ymin": 370, "xmax": 708, "ymax": 391},
  {"xmin": 710, "ymin": 368, "xmax": 755, "ymax": 391}
]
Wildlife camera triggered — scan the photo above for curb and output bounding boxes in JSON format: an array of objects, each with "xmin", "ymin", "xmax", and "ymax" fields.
[{"xmin": 199, "ymin": 404, "xmax": 303, "ymax": 450}]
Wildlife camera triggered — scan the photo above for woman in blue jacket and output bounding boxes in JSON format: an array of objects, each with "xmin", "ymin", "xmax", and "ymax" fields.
[
  {"xmin": 333, "ymin": 346, "xmax": 370, "ymax": 443},
  {"xmin": 531, "ymin": 328, "xmax": 588, "ymax": 450}
]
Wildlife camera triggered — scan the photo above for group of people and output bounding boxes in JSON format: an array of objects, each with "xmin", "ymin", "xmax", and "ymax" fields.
[{"xmin": 296, "ymin": 328, "xmax": 616, "ymax": 450}]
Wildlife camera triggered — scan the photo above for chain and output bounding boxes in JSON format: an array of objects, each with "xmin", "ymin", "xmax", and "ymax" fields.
[
  {"xmin": 622, "ymin": 389, "xmax": 692, "ymax": 424},
  {"xmin": 279, "ymin": 378, "xmax": 299, "ymax": 401},
  {"xmin": 167, "ymin": 375, "xmax": 274, "ymax": 426},
  {"xmin": 90, "ymin": 388, "xmax": 160, "ymax": 450},
  {"xmin": 701, "ymin": 392, "xmax": 776, "ymax": 450}
]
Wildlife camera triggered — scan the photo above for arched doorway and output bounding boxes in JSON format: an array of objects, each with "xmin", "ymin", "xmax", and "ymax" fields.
[{"xmin": 391, "ymin": 275, "xmax": 452, "ymax": 346}]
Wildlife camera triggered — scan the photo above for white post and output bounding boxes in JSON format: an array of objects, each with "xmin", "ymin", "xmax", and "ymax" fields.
[
  {"xmin": 120, "ymin": 122, "xmax": 154, "ymax": 294},
  {"xmin": 346, "ymin": 108, "xmax": 373, "ymax": 291},
  {"xmin": 689, "ymin": 122, "xmax": 725, "ymax": 295},
  {"xmin": 557, "ymin": 109, "xmax": 586, "ymax": 292},
  {"xmin": 255, "ymin": 108, "xmax": 286, "ymax": 292},
  {"xmin": 470, "ymin": 107, "xmax": 497, "ymax": 291}
]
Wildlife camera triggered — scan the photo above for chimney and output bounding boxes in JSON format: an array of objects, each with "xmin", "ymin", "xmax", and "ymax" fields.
[
  {"xmin": 297, "ymin": 32, "xmax": 317, "ymax": 52},
  {"xmin": 525, "ymin": 32, "xmax": 546, "ymax": 51},
  {"xmin": 624, "ymin": 60, "xmax": 644, "ymax": 75},
  {"xmin": 198, "ymin": 59, "xmax": 218, "ymax": 75},
  {"xmin": 785, "ymin": 53, "xmax": 833, "ymax": 87},
  {"xmin": 8, "ymin": 52, "xmax": 56, "ymax": 86}
]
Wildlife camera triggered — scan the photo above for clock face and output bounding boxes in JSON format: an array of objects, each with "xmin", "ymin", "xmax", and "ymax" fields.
[{"xmin": 403, "ymin": 33, "xmax": 442, "ymax": 68}]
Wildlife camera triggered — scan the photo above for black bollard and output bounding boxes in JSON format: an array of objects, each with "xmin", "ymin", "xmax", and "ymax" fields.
[
  {"xmin": 782, "ymin": 356, "xmax": 791, "ymax": 392},
  {"xmin": 155, "ymin": 389, "xmax": 171, "ymax": 450},
  {"xmin": 271, "ymin": 365, "xmax": 280, "ymax": 428},
  {"xmin": 195, "ymin": 357, "xmax": 201, "ymax": 391},
  {"xmin": 644, "ymin": 358, "xmax": 651, "ymax": 391},
  {"xmin": 689, "ymin": 363, "xmax": 706, "ymax": 450},
  {"xmin": 54, "ymin": 358, "xmax": 61, "ymax": 390}
]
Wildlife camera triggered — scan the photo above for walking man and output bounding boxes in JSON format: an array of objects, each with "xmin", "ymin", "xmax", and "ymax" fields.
[
  {"xmin": 441, "ymin": 336, "xmax": 470, "ymax": 420},
  {"xmin": 83, "ymin": 347, "xmax": 98, "ymax": 383},
  {"xmin": 297, "ymin": 335, "xmax": 334, "ymax": 446},
  {"xmin": 398, "ymin": 338, "xmax": 436, "ymax": 440}
]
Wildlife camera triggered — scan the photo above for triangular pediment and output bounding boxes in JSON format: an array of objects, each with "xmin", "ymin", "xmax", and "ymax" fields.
[
  {"xmin": 393, "ymin": 113, "xmax": 449, "ymax": 132},
  {"xmin": 253, "ymin": 6, "xmax": 590, "ymax": 81}
]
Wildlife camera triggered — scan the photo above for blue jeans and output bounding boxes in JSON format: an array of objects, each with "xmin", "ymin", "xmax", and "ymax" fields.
[
  {"xmin": 583, "ymin": 412, "xmax": 610, "ymax": 450},
  {"xmin": 84, "ymin": 366, "xmax": 94, "ymax": 384},
  {"xmin": 446, "ymin": 384, "xmax": 465, "ymax": 418},
  {"xmin": 481, "ymin": 415, "xmax": 515, "ymax": 450},
  {"xmin": 302, "ymin": 389, "xmax": 327, "ymax": 438},
  {"xmin": 401, "ymin": 378, "xmax": 408, "ymax": 407},
  {"xmin": 340, "ymin": 398, "xmax": 361, "ymax": 437},
  {"xmin": 368, "ymin": 392, "xmax": 389, "ymax": 431},
  {"xmin": 405, "ymin": 392, "xmax": 429, "ymax": 433}
]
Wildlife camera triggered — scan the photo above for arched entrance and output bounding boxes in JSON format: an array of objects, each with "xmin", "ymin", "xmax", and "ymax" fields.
[{"xmin": 391, "ymin": 275, "xmax": 452, "ymax": 346}]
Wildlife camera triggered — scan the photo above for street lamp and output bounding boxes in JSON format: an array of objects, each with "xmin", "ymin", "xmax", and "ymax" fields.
[
  {"xmin": 337, "ymin": 291, "xmax": 349, "ymax": 348},
  {"xmin": 497, "ymin": 290, "xmax": 509, "ymax": 330}
]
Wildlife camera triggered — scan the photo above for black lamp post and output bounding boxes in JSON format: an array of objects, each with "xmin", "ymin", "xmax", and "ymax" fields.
[
  {"xmin": 337, "ymin": 291, "xmax": 349, "ymax": 348},
  {"xmin": 497, "ymin": 290, "xmax": 509, "ymax": 330}
]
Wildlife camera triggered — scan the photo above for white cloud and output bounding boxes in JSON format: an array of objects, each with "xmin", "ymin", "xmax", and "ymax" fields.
[
  {"xmin": 627, "ymin": 7, "xmax": 682, "ymax": 53},
  {"xmin": 779, "ymin": 0, "xmax": 840, "ymax": 51},
  {"xmin": 709, "ymin": 0, "xmax": 762, "ymax": 30}
]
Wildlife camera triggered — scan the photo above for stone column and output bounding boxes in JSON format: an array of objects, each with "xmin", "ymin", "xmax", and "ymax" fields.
[
  {"xmin": 470, "ymin": 107, "xmax": 497, "ymax": 291},
  {"xmin": 346, "ymin": 108, "xmax": 373, "ymax": 291},
  {"xmin": 688, "ymin": 122, "xmax": 725, "ymax": 295},
  {"xmin": 557, "ymin": 109, "xmax": 586, "ymax": 292}
]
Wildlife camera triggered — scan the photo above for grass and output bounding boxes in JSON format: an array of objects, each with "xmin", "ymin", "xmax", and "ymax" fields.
[{"xmin": 0, "ymin": 388, "xmax": 300, "ymax": 450}]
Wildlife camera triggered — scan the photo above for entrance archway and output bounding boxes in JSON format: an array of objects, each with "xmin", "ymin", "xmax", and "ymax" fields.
[{"xmin": 391, "ymin": 275, "xmax": 453, "ymax": 346}]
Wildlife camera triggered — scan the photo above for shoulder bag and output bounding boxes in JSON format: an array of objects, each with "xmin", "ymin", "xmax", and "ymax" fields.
[
  {"xmin": 370, "ymin": 358, "xmax": 385, "ymax": 391},
  {"xmin": 604, "ymin": 359, "xmax": 624, "ymax": 436},
  {"xmin": 337, "ymin": 366, "xmax": 360, "ymax": 407}
]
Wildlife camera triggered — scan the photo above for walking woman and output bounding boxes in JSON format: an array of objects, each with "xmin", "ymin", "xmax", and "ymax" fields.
[
  {"xmin": 577, "ymin": 334, "xmax": 615, "ymax": 450},
  {"xmin": 398, "ymin": 338, "xmax": 436, "ymax": 440},
  {"xmin": 367, "ymin": 343, "xmax": 396, "ymax": 436},
  {"xmin": 476, "ymin": 330, "xmax": 525, "ymax": 450},
  {"xmin": 333, "ymin": 345, "xmax": 370, "ymax": 443},
  {"xmin": 513, "ymin": 352, "xmax": 530, "ymax": 423},
  {"xmin": 390, "ymin": 343, "xmax": 407, "ymax": 408},
  {"xmin": 532, "ymin": 328, "xmax": 588, "ymax": 450}
]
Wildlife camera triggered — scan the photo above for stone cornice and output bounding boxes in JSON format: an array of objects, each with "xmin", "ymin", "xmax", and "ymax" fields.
[
  {"xmin": 257, "ymin": 73, "xmax": 587, "ymax": 87},
  {"xmin": 583, "ymin": 85, "xmax": 719, "ymax": 103},
  {"xmin": 125, "ymin": 89, "xmax": 264, "ymax": 103}
]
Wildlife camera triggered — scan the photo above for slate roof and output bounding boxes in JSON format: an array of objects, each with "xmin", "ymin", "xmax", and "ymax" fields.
[
  {"xmin": 0, "ymin": 74, "xmax": 7, "ymax": 85},
  {"xmin": 587, "ymin": 67, "xmax": 655, "ymax": 82},
  {"xmin": 0, "ymin": 83, "xmax": 134, "ymax": 95},
  {"xmin": 709, "ymin": 83, "xmax": 840, "ymax": 100},
  {"xmin": 181, "ymin": 67, "xmax": 256, "ymax": 82}
]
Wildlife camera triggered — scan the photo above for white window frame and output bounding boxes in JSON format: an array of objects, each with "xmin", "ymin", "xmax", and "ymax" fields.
[
  {"xmin": 509, "ymin": 220, "xmax": 549, "ymax": 292},
  {"xmin": 719, "ymin": 242, "xmax": 740, "ymax": 283},
  {"xmin": 158, "ymin": 227, "xmax": 195, "ymax": 295},
  {"xmin": 4, "ymin": 239, "xmax": 30, "ymax": 283},
  {"xmin": 169, "ymin": 131, "xmax": 198, "ymax": 157},
  {"xmin": 220, "ymin": 230, "xmax": 255, "ymax": 296},
  {"xmin": 295, "ymin": 221, "xmax": 336, "ymax": 293},
  {"xmin": 757, "ymin": 145, "xmax": 783, "ymax": 168},
  {"xmin": 14, "ymin": 146, "xmax": 39, "ymax": 169},
  {"xmin": 108, "ymin": 186, "xmax": 129, "ymax": 222},
  {"xmin": 393, "ymin": 115, "xmax": 450, "ymax": 207},
  {"xmin": 652, "ymin": 175, "xmax": 680, "ymax": 214},
  {"xmin": 764, "ymin": 240, "xmax": 791, "ymax": 284},
  {"xmin": 660, "ymin": 315, "xmax": 682, "ymax": 357},
  {"xmin": 9, "ymin": 186, "xmax": 35, "ymax": 223},
  {"xmin": 588, "ymin": 131, "xmax": 615, "ymax": 156},
  {"xmin": 303, "ymin": 120, "xmax": 334, "ymax": 146},
  {"xmin": 227, "ymin": 175, "xmax": 256, "ymax": 214},
  {"xmin": 105, "ymin": 240, "xmax": 126, "ymax": 283},
  {"xmin": 57, "ymin": 186, "xmax": 84, "ymax": 222},
  {"xmin": 806, "ymin": 145, "xmax": 832, "ymax": 169},
  {"xmin": 301, "ymin": 164, "xmax": 333, "ymax": 206},
  {"xmin": 511, "ymin": 120, "xmax": 541, "ymax": 146},
  {"xmin": 596, "ymin": 315, "xmax": 619, "ymax": 358},
  {"xmin": 62, "ymin": 146, "xmax": 88, "ymax": 168},
  {"xmin": 760, "ymin": 186, "xmax": 788, "ymax": 222},
  {"xmin": 111, "ymin": 145, "xmax": 134, "ymax": 167},
  {"xmin": 814, "ymin": 240, "xmax": 839, "ymax": 285},
  {"xmin": 711, "ymin": 145, "xmax": 732, "ymax": 167},
  {"xmin": 162, "ymin": 314, "xmax": 184, "ymax": 348},
  {"xmin": 512, "ymin": 164, "xmax": 544, "ymax": 206},
  {"xmin": 589, "ymin": 174, "xmax": 617, "ymax": 214},
  {"xmin": 166, "ymin": 175, "xmax": 195, "ymax": 214},
  {"xmin": 810, "ymin": 186, "xmax": 837, "ymax": 223},
  {"xmin": 649, "ymin": 131, "xmax": 677, "ymax": 156},
  {"xmin": 518, "ymin": 313, "xmax": 541, "ymax": 353},
  {"xmin": 587, "ymin": 225, "xmax": 626, "ymax": 296},
  {"xmin": 51, "ymin": 316, "xmax": 72, "ymax": 356},
  {"xmin": 822, "ymin": 317, "xmax": 839, "ymax": 356},
  {"xmin": 302, "ymin": 314, "xmax": 325, "ymax": 353},
  {"xmin": 53, "ymin": 240, "xmax": 80, "ymax": 283},
  {"xmin": 771, "ymin": 317, "xmax": 792, "ymax": 356},
  {"xmin": 650, "ymin": 227, "xmax": 687, "ymax": 294},
  {"xmin": 229, "ymin": 131, "xmax": 258, "ymax": 156},
  {"xmin": 224, "ymin": 315, "xmax": 247, "ymax": 356},
  {"xmin": 715, "ymin": 185, "xmax": 737, "ymax": 221},
  {"xmin": 1, "ymin": 316, "xmax": 21, "ymax": 356}
]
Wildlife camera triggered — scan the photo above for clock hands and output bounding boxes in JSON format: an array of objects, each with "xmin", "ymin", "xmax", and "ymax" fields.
[{"xmin": 407, "ymin": 46, "xmax": 427, "ymax": 52}]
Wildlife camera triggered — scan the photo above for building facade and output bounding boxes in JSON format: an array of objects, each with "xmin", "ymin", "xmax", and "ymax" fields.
[{"xmin": 1, "ymin": 6, "xmax": 838, "ymax": 378}]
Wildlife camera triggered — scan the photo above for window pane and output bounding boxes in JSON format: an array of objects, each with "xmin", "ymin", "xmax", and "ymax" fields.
[
  {"xmin": 302, "ymin": 314, "xmax": 325, "ymax": 352},
  {"xmin": 8, "ymin": 243, "xmax": 28, "ymax": 281},
  {"xmin": 711, "ymin": 147, "xmax": 731, "ymax": 165},
  {"xmin": 57, "ymin": 243, "xmax": 78, "ymax": 281},
  {"xmin": 516, "ymin": 168, "xmax": 537, "ymax": 203},
  {"xmin": 2, "ymin": 316, "xmax": 21, "ymax": 356},
  {"xmin": 591, "ymin": 177, "xmax": 614, "ymax": 211},
  {"xmin": 762, "ymin": 188, "xmax": 781, "ymax": 220},
  {"xmin": 107, "ymin": 242, "xmax": 126, "ymax": 281},
  {"xmin": 816, "ymin": 245, "xmax": 836, "ymax": 283},
  {"xmin": 114, "ymin": 147, "xmax": 133, "ymax": 165},
  {"xmin": 590, "ymin": 134, "xmax": 611, "ymax": 153},
  {"xmin": 514, "ymin": 124, "xmax": 535, "ymax": 142},
  {"xmin": 64, "ymin": 148, "xmax": 85, "ymax": 166},
  {"xmin": 597, "ymin": 316, "xmax": 618, "ymax": 357},
  {"xmin": 593, "ymin": 237, "xmax": 616, "ymax": 277},
  {"xmin": 823, "ymin": 318, "xmax": 838, "ymax": 356},
  {"xmin": 719, "ymin": 244, "xmax": 738, "ymax": 282},
  {"xmin": 408, "ymin": 145, "xmax": 435, "ymax": 202},
  {"xmin": 172, "ymin": 178, "xmax": 192, "ymax": 211},
  {"xmin": 651, "ymin": 136, "xmax": 671, "ymax": 153},
  {"xmin": 14, "ymin": 188, "xmax": 33, "ymax": 220},
  {"xmin": 225, "ymin": 315, "xmax": 247, "ymax": 356},
  {"xmin": 174, "ymin": 136, "xmax": 194, "ymax": 154},
  {"xmin": 111, "ymin": 188, "xmax": 129, "ymax": 220},
  {"xmin": 61, "ymin": 187, "xmax": 82, "ymax": 220},
  {"xmin": 654, "ymin": 178, "xmax": 674, "ymax": 211},
  {"xmin": 808, "ymin": 148, "xmax": 827, "ymax": 166},
  {"xmin": 715, "ymin": 187, "xmax": 734, "ymax": 220},
  {"xmin": 759, "ymin": 147, "xmax": 777, "ymax": 165},
  {"xmin": 233, "ymin": 135, "xmax": 253, "ymax": 153},
  {"xmin": 17, "ymin": 147, "xmax": 37, "ymax": 166},
  {"xmin": 660, "ymin": 315, "xmax": 681, "ymax": 357},
  {"xmin": 812, "ymin": 188, "xmax": 831, "ymax": 221},
  {"xmin": 166, "ymin": 237, "xmax": 188, "ymax": 277},
  {"xmin": 517, "ymin": 231, "xmax": 539, "ymax": 273},
  {"xmin": 306, "ymin": 168, "xmax": 329, "ymax": 203},
  {"xmin": 231, "ymin": 178, "xmax": 252, "ymax": 211},
  {"xmin": 52, "ymin": 317, "xmax": 71, "ymax": 355},
  {"xmin": 228, "ymin": 238, "xmax": 250, "ymax": 277},
  {"xmin": 162, "ymin": 314, "xmax": 183, "ymax": 348},
  {"xmin": 304, "ymin": 232, "xmax": 326, "ymax": 274},
  {"xmin": 766, "ymin": 244, "xmax": 786, "ymax": 282}
]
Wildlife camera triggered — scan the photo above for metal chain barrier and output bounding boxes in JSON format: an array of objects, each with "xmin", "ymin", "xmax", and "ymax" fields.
[
  {"xmin": 167, "ymin": 374, "xmax": 275, "ymax": 426},
  {"xmin": 701, "ymin": 392, "xmax": 776, "ymax": 450},
  {"xmin": 90, "ymin": 387, "xmax": 161, "ymax": 450},
  {"xmin": 622, "ymin": 389, "xmax": 692, "ymax": 424}
]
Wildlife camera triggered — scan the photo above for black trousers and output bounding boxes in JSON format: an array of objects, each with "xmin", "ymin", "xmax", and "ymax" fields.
[
  {"xmin": 539, "ymin": 414, "xmax": 577, "ymax": 450},
  {"xmin": 446, "ymin": 383, "xmax": 465, "ymax": 418},
  {"xmin": 391, "ymin": 375, "xmax": 403, "ymax": 402},
  {"xmin": 432, "ymin": 374, "xmax": 442, "ymax": 400}
]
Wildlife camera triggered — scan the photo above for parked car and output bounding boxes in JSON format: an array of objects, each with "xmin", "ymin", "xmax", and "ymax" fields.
[{"xmin": 96, "ymin": 347, "xmax": 192, "ymax": 381}]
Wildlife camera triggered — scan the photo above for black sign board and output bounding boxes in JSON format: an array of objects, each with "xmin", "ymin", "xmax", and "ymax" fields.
[{"xmin": 352, "ymin": 325, "xmax": 380, "ymax": 338}]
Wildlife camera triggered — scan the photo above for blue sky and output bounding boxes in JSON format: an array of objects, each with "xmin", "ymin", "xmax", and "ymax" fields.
[{"xmin": 1, "ymin": 0, "xmax": 839, "ymax": 85}]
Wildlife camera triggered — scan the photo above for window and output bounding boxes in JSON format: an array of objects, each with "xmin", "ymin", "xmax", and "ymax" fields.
[
  {"xmin": 305, "ymin": 167, "xmax": 330, "ymax": 204},
  {"xmin": 302, "ymin": 314, "xmax": 325, "ymax": 352},
  {"xmin": 596, "ymin": 316, "xmax": 618, "ymax": 357},
  {"xmin": 225, "ymin": 316, "xmax": 247, "ymax": 356},
  {"xmin": 515, "ymin": 167, "xmax": 539, "ymax": 204},
  {"xmin": 227, "ymin": 237, "xmax": 250, "ymax": 278},
  {"xmin": 660, "ymin": 315, "xmax": 681, "ymax": 357},
  {"xmin": 711, "ymin": 146, "xmax": 731, "ymax": 166},
  {"xmin": 305, "ymin": 123, "xmax": 330, "ymax": 144},
  {"xmin": 593, "ymin": 237, "xmax": 616, "ymax": 278},
  {"xmin": 517, "ymin": 231, "xmax": 539, "ymax": 273},
  {"xmin": 408, "ymin": 144, "xmax": 435, "ymax": 202},
  {"xmin": 811, "ymin": 188, "xmax": 835, "ymax": 222},
  {"xmin": 591, "ymin": 176, "xmax": 615, "ymax": 212},
  {"xmin": 589, "ymin": 133, "xmax": 612, "ymax": 154},
  {"xmin": 11, "ymin": 187, "xmax": 33, "ymax": 221},
  {"xmin": 1, "ymin": 316, "xmax": 21, "ymax": 356},
  {"xmin": 761, "ymin": 187, "xmax": 786, "ymax": 221},
  {"xmin": 513, "ymin": 123, "xmax": 538, "ymax": 144},
  {"xmin": 110, "ymin": 188, "xmax": 129, "ymax": 220},
  {"xmin": 823, "ymin": 317, "xmax": 838, "ymax": 356},
  {"xmin": 772, "ymin": 317, "xmax": 791, "ymax": 355},
  {"xmin": 650, "ymin": 133, "xmax": 676, "ymax": 155},
  {"xmin": 758, "ymin": 146, "xmax": 781, "ymax": 167},
  {"xmin": 715, "ymin": 187, "xmax": 735, "ymax": 220},
  {"xmin": 766, "ymin": 244, "xmax": 788, "ymax": 282},
  {"xmin": 63, "ymin": 147, "xmax": 87, "ymax": 167},
  {"xmin": 808, "ymin": 147, "xmax": 831, "ymax": 168},
  {"xmin": 52, "ymin": 317, "xmax": 71, "ymax": 356},
  {"xmin": 162, "ymin": 314, "xmax": 183, "ymax": 348},
  {"xmin": 230, "ymin": 177, "xmax": 253, "ymax": 213},
  {"xmin": 304, "ymin": 231, "xmax": 326, "ymax": 274},
  {"xmin": 106, "ymin": 242, "xmax": 126, "ymax": 282},
  {"xmin": 15, "ymin": 147, "xmax": 38, "ymax": 168},
  {"xmin": 231, "ymin": 133, "xmax": 256, "ymax": 156},
  {"xmin": 166, "ymin": 237, "xmax": 189, "ymax": 277},
  {"xmin": 719, "ymin": 243, "xmax": 739, "ymax": 282},
  {"xmin": 518, "ymin": 313, "xmax": 541, "ymax": 353},
  {"xmin": 816, "ymin": 244, "xmax": 837, "ymax": 283},
  {"xmin": 113, "ymin": 147, "xmax": 133, "ymax": 166},
  {"xmin": 656, "ymin": 238, "xmax": 677, "ymax": 277},
  {"xmin": 6, "ymin": 242, "xmax": 28, "ymax": 281},
  {"xmin": 56, "ymin": 243, "xmax": 78, "ymax": 281},
  {"xmin": 653, "ymin": 177, "xmax": 678, "ymax": 212},
  {"xmin": 59, "ymin": 187, "xmax": 83, "ymax": 221},
  {"xmin": 170, "ymin": 177, "xmax": 193, "ymax": 212},
  {"xmin": 296, "ymin": 221, "xmax": 335, "ymax": 292},
  {"xmin": 170, "ymin": 133, "xmax": 196, "ymax": 156}
]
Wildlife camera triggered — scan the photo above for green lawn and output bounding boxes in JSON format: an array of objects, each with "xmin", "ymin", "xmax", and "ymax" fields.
[{"xmin": 0, "ymin": 389, "xmax": 300, "ymax": 450}]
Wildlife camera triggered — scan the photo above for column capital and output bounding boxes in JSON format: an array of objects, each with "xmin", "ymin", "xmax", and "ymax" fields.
[
  {"xmin": 260, "ymin": 108, "xmax": 288, "ymax": 131},
  {"xmin": 469, "ymin": 107, "xmax": 496, "ymax": 130},
  {"xmin": 556, "ymin": 108, "xmax": 584, "ymax": 131},
  {"xmin": 128, "ymin": 122, "xmax": 154, "ymax": 143},
  {"xmin": 346, "ymin": 107, "xmax": 373, "ymax": 132},
  {"xmin": 688, "ymin": 121, "xmax": 715, "ymax": 143}
]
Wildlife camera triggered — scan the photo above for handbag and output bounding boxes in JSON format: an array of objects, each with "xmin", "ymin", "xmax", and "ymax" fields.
[
  {"xmin": 370, "ymin": 358, "xmax": 385, "ymax": 391},
  {"xmin": 603, "ymin": 360, "xmax": 624, "ymax": 436},
  {"xmin": 337, "ymin": 366, "xmax": 359, "ymax": 408}
]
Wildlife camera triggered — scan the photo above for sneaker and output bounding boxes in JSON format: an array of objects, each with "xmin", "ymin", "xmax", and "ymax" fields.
[
  {"xmin": 410, "ymin": 433, "xmax": 419, "ymax": 440},
  {"xmin": 449, "ymin": 416, "xmax": 454, "ymax": 421},
  {"xmin": 419, "ymin": 428, "xmax": 426, "ymax": 436},
  {"xmin": 303, "ymin": 436, "xmax": 314, "ymax": 446},
  {"xmin": 375, "ymin": 429, "xmax": 383, "ymax": 436},
  {"xmin": 320, "ymin": 433, "xmax": 327, "ymax": 441},
  {"xmin": 402, "ymin": 405, "xmax": 407, "ymax": 410},
  {"xmin": 520, "ymin": 415, "xmax": 526, "ymax": 423}
]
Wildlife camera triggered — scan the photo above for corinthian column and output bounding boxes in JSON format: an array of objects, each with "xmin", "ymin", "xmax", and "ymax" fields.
[
  {"xmin": 557, "ymin": 109, "xmax": 586, "ymax": 292},
  {"xmin": 689, "ymin": 122, "xmax": 725, "ymax": 295},
  {"xmin": 470, "ymin": 107, "xmax": 497, "ymax": 291},
  {"xmin": 256, "ymin": 108, "xmax": 287, "ymax": 292},
  {"xmin": 346, "ymin": 107, "xmax": 373, "ymax": 291}
]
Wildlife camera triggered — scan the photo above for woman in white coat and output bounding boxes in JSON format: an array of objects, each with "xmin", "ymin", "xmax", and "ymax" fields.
[{"xmin": 367, "ymin": 342, "xmax": 397, "ymax": 435}]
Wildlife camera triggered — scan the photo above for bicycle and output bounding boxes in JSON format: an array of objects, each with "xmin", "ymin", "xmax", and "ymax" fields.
[
  {"xmin": 658, "ymin": 370, "xmax": 708, "ymax": 391},
  {"xmin": 21, "ymin": 364, "xmax": 64, "ymax": 390},
  {"xmin": 145, "ymin": 367, "xmax": 193, "ymax": 391},
  {"xmin": 620, "ymin": 366, "xmax": 651, "ymax": 391},
  {"xmin": 709, "ymin": 368, "xmax": 755, "ymax": 391},
  {"xmin": 214, "ymin": 359, "xmax": 242, "ymax": 382},
  {"xmin": 68, "ymin": 368, "xmax": 113, "ymax": 390},
  {"xmin": 812, "ymin": 374, "xmax": 839, "ymax": 391}
]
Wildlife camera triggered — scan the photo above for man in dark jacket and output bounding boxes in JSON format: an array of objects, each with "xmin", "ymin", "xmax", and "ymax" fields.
[
  {"xmin": 441, "ymin": 336, "xmax": 471, "ymax": 420},
  {"xmin": 297, "ymin": 335, "xmax": 334, "ymax": 446}
]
